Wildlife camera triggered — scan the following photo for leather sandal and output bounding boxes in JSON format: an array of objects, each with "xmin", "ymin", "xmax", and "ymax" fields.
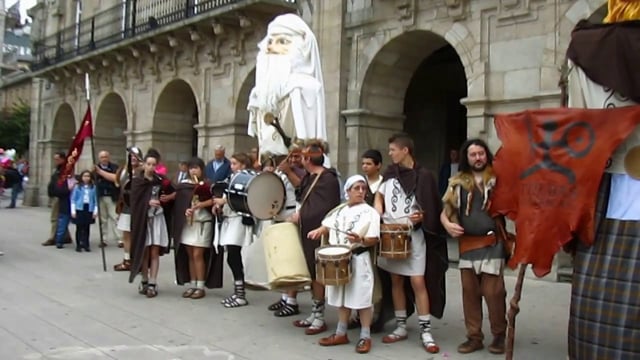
[
  {"xmin": 274, "ymin": 304, "xmax": 299, "ymax": 317},
  {"xmin": 305, "ymin": 323, "xmax": 327, "ymax": 335},
  {"xmin": 113, "ymin": 260, "xmax": 131, "ymax": 272},
  {"xmin": 268, "ymin": 299, "xmax": 286, "ymax": 311},
  {"xmin": 382, "ymin": 333, "xmax": 408, "ymax": 343},
  {"xmin": 182, "ymin": 288, "xmax": 196, "ymax": 298},
  {"xmin": 293, "ymin": 319, "xmax": 312, "ymax": 328},
  {"xmin": 145, "ymin": 284, "xmax": 158, "ymax": 298},
  {"xmin": 190, "ymin": 289, "xmax": 206, "ymax": 299}
]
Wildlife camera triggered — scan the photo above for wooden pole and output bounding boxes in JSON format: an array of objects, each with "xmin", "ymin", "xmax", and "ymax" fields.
[{"xmin": 505, "ymin": 263, "xmax": 528, "ymax": 360}]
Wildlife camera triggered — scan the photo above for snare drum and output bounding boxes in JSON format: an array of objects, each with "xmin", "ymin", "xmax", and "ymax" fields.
[
  {"xmin": 315, "ymin": 245, "xmax": 352, "ymax": 286},
  {"xmin": 379, "ymin": 223, "xmax": 412, "ymax": 259},
  {"xmin": 227, "ymin": 170, "xmax": 285, "ymax": 220}
]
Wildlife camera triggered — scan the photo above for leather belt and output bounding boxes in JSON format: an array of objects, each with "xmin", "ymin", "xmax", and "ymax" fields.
[
  {"xmin": 285, "ymin": 206, "xmax": 296, "ymax": 210},
  {"xmin": 351, "ymin": 246, "xmax": 370, "ymax": 256},
  {"xmin": 458, "ymin": 234, "xmax": 497, "ymax": 255}
]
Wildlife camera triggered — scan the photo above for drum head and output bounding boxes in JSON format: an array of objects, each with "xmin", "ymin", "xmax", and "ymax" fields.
[
  {"xmin": 227, "ymin": 171, "xmax": 256, "ymax": 215},
  {"xmin": 246, "ymin": 172, "xmax": 285, "ymax": 219},
  {"xmin": 318, "ymin": 246, "xmax": 350, "ymax": 256}
]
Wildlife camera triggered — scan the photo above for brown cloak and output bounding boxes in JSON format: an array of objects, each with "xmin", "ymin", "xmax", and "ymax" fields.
[
  {"xmin": 128, "ymin": 173, "xmax": 174, "ymax": 283},
  {"xmin": 377, "ymin": 163, "xmax": 448, "ymax": 322},
  {"xmin": 171, "ymin": 182, "xmax": 223, "ymax": 289},
  {"xmin": 298, "ymin": 168, "xmax": 341, "ymax": 278}
]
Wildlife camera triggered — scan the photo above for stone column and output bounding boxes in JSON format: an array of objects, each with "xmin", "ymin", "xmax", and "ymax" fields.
[
  {"xmin": 312, "ymin": 0, "xmax": 347, "ymax": 172},
  {"xmin": 341, "ymin": 108, "xmax": 404, "ymax": 175}
]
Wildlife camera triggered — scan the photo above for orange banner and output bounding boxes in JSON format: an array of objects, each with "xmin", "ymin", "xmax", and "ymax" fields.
[{"xmin": 490, "ymin": 107, "xmax": 640, "ymax": 277}]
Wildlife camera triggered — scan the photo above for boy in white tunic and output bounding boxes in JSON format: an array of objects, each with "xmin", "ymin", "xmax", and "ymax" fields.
[
  {"xmin": 375, "ymin": 133, "xmax": 445, "ymax": 354},
  {"xmin": 308, "ymin": 175, "xmax": 380, "ymax": 354}
]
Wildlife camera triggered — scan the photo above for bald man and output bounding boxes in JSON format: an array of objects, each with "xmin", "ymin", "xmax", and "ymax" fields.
[{"xmin": 96, "ymin": 151, "xmax": 121, "ymax": 247}]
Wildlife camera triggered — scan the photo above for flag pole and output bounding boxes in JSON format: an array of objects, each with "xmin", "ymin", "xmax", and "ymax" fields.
[{"xmin": 86, "ymin": 73, "xmax": 107, "ymax": 272}]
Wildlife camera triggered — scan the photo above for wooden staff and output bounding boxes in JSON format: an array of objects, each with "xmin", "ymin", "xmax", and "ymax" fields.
[{"xmin": 505, "ymin": 263, "xmax": 528, "ymax": 360}]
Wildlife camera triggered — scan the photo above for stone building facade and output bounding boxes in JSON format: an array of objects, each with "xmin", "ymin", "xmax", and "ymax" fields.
[{"xmin": 25, "ymin": 0, "xmax": 607, "ymax": 277}]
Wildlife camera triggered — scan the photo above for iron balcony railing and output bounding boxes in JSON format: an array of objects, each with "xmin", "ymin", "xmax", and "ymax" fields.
[{"xmin": 32, "ymin": 0, "xmax": 297, "ymax": 71}]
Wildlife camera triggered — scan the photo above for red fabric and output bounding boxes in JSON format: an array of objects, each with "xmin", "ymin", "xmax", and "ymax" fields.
[
  {"xmin": 490, "ymin": 107, "xmax": 640, "ymax": 277},
  {"xmin": 60, "ymin": 106, "xmax": 93, "ymax": 182}
]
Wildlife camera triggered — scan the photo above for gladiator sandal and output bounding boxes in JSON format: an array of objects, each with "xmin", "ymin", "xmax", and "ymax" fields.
[
  {"xmin": 222, "ymin": 281, "xmax": 248, "ymax": 308},
  {"xmin": 138, "ymin": 281, "xmax": 149, "ymax": 295},
  {"xmin": 145, "ymin": 284, "xmax": 158, "ymax": 298}
]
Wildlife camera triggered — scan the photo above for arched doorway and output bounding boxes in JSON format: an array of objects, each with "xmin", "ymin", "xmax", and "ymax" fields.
[
  {"xmin": 52, "ymin": 103, "xmax": 76, "ymax": 144},
  {"xmin": 95, "ymin": 93, "xmax": 127, "ymax": 164},
  {"xmin": 361, "ymin": 31, "xmax": 468, "ymax": 179},
  {"xmin": 235, "ymin": 68, "xmax": 258, "ymax": 152},
  {"xmin": 152, "ymin": 79, "xmax": 198, "ymax": 169}
]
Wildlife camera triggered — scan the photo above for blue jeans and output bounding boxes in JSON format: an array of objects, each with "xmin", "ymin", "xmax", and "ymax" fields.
[
  {"xmin": 9, "ymin": 182, "xmax": 22, "ymax": 207},
  {"xmin": 55, "ymin": 213, "xmax": 71, "ymax": 246}
]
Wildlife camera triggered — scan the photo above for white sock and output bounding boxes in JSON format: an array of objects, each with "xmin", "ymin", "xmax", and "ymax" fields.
[
  {"xmin": 281, "ymin": 293, "xmax": 288, "ymax": 301},
  {"xmin": 123, "ymin": 253, "xmax": 130, "ymax": 260},
  {"xmin": 149, "ymin": 277, "xmax": 157, "ymax": 285},
  {"xmin": 195, "ymin": 280, "xmax": 204, "ymax": 289},
  {"xmin": 286, "ymin": 297, "xmax": 298, "ymax": 306}
]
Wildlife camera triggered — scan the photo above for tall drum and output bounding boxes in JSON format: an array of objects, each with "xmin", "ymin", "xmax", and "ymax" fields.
[{"xmin": 262, "ymin": 222, "xmax": 311, "ymax": 290}]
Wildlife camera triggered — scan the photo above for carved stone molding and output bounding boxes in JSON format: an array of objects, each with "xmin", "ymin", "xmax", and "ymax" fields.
[
  {"xmin": 207, "ymin": 20, "xmax": 229, "ymax": 67},
  {"xmin": 231, "ymin": 14, "xmax": 255, "ymax": 65},
  {"xmin": 445, "ymin": 0, "xmax": 468, "ymax": 20},
  {"xmin": 497, "ymin": 0, "xmax": 545, "ymax": 25}
]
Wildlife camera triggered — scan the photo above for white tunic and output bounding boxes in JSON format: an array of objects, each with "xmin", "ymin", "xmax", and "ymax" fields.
[
  {"xmin": 377, "ymin": 179, "xmax": 426, "ymax": 276},
  {"xmin": 181, "ymin": 208, "xmax": 213, "ymax": 248},
  {"xmin": 322, "ymin": 203, "xmax": 380, "ymax": 310},
  {"xmin": 244, "ymin": 170, "xmax": 298, "ymax": 289},
  {"xmin": 214, "ymin": 195, "xmax": 255, "ymax": 248}
]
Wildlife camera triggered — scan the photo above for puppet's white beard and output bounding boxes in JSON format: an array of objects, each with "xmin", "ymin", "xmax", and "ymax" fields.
[{"xmin": 254, "ymin": 54, "xmax": 292, "ymax": 115}]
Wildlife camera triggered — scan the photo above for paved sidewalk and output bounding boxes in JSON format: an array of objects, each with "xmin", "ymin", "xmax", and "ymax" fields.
[{"xmin": 0, "ymin": 206, "xmax": 571, "ymax": 359}]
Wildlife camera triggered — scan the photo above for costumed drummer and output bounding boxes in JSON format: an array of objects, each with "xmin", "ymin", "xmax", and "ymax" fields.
[
  {"xmin": 173, "ymin": 157, "xmax": 223, "ymax": 300},
  {"xmin": 243, "ymin": 153, "xmax": 297, "ymax": 291},
  {"xmin": 307, "ymin": 175, "xmax": 380, "ymax": 354},
  {"xmin": 374, "ymin": 133, "xmax": 447, "ymax": 354},
  {"xmin": 213, "ymin": 153, "xmax": 256, "ymax": 308}
]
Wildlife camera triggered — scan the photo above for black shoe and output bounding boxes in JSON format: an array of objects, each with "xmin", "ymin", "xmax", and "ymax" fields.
[
  {"xmin": 75, "ymin": 247, "xmax": 82, "ymax": 252},
  {"xmin": 84, "ymin": 247, "xmax": 91, "ymax": 252},
  {"xmin": 56, "ymin": 244, "xmax": 64, "ymax": 249}
]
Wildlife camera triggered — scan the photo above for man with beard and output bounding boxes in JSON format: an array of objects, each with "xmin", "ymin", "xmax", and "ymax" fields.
[
  {"xmin": 247, "ymin": 13, "xmax": 327, "ymax": 161},
  {"xmin": 374, "ymin": 133, "xmax": 447, "ymax": 354},
  {"xmin": 440, "ymin": 139, "xmax": 506, "ymax": 355}
]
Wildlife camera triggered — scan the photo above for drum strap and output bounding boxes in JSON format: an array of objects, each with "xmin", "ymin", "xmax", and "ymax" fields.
[{"xmin": 300, "ymin": 170, "xmax": 324, "ymax": 209}]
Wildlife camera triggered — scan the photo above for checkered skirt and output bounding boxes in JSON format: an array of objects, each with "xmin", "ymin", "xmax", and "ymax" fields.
[{"xmin": 569, "ymin": 174, "xmax": 640, "ymax": 359}]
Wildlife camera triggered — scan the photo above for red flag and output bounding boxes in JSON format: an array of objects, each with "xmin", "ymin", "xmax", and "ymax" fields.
[
  {"xmin": 490, "ymin": 107, "xmax": 640, "ymax": 277},
  {"xmin": 59, "ymin": 105, "xmax": 93, "ymax": 182}
]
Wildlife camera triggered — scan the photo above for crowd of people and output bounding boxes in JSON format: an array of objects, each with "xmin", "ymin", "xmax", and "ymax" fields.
[{"xmin": 36, "ymin": 134, "xmax": 508, "ymax": 356}]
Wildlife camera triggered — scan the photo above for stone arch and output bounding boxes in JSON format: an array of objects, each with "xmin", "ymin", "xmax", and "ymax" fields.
[
  {"xmin": 152, "ymin": 79, "xmax": 198, "ymax": 169},
  {"xmin": 95, "ymin": 92, "xmax": 127, "ymax": 164},
  {"xmin": 555, "ymin": 0, "xmax": 608, "ymax": 59},
  {"xmin": 357, "ymin": 29, "xmax": 468, "ymax": 175},
  {"xmin": 235, "ymin": 67, "xmax": 258, "ymax": 152},
  {"xmin": 51, "ymin": 103, "xmax": 76, "ymax": 143}
]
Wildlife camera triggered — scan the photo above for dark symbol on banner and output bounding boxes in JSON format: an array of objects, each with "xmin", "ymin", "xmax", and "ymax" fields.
[{"xmin": 520, "ymin": 119, "xmax": 595, "ymax": 184}]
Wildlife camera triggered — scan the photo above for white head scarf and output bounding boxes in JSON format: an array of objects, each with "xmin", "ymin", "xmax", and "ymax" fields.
[{"xmin": 343, "ymin": 174, "xmax": 367, "ymax": 201}]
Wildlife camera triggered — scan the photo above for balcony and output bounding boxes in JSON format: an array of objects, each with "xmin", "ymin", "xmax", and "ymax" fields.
[{"xmin": 32, "ymin": 0, "xmax": 298, "ymax": 72}]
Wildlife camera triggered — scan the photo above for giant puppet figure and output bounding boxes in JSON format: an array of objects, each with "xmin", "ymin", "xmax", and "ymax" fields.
[
  {"xmin": 564, "ymin": 3, "xmax": 640, "ymax": 360},
  {"xmin": 247, "ymin": 13, "xmax": 327, "ymax": 160}
]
